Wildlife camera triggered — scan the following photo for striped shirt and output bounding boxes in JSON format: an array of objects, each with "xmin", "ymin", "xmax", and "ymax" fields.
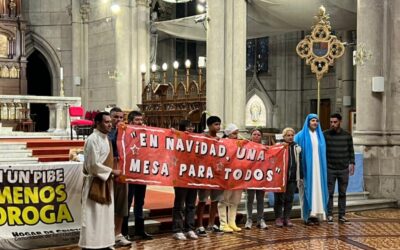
[{"xmin": 323, "ymin": 128, "xmax": 355, "ymax": 170}]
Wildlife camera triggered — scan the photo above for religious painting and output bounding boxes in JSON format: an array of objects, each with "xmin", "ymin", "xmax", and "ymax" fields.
[{"xmin": 0, "ymin": 34, "xmax": 8, "ymax": 58}]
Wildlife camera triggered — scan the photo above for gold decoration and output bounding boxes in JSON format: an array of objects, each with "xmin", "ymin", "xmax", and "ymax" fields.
[
  {"xmin": 296, "ymin": 6, "xmax": 345, "ymax": 115},
  {"xmin": 354, "ymin": 43, "xmax": 372, "ymax": 66}
]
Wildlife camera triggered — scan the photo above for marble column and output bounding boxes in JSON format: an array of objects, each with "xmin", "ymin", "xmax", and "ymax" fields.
[
  {"xmin": 115, "ymin": 0, "xmax": 132, "ymax": 109},
  {"xmin": 134, "ymin": 0, "xmax": 150, "ymax": 107},
  {"xmin": 115, "ymin": 0, "xmax": 150, "ymax": 110},
  {"xmin": 71, "ymin": 0, "xmax": 83, "ymax": 99},
  {"xmin": 354, "ymin": 0, "xmax": 400, "ymax": 202},
  {"xmin": 354, "ymin": 0, "xmax": 384, "ymax": 143},
  {"xmin": 206, "ymin": 0, "xmax": 246, "ymax": 128},
  {"xmin": 341, "ymin": 31, "xmax": 354, "ymax": 131},
  {"xmin": 79, "ymin": 1, "xmax": 90, "ymax": 109}
]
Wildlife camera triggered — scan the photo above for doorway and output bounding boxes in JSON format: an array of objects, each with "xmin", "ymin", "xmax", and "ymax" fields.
[
  {"xmin": 26, "ymin": 50, "xmax": 52, "ymax": 131},
  {"xmin": 310, "ymin": 99, "xmax": 331, "ymax": 131}
]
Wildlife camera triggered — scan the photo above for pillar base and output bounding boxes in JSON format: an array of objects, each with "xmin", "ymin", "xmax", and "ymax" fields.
[{"xmin": 354, "ymin": 131, "xmax": 400, "ymax": 201}]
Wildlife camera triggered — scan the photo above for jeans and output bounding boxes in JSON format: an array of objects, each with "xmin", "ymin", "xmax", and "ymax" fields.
[
  {"xmin": 246, "ymin": 189, "xmax": 265, "ymax": 222},
  {"xmin": 273, "ymin": 181, "xmax": 297, "ymax": 219},
  {"xmin": 122, "ymin": 184, "xmax": 147, "ymax": 236},
  {"xmin": 327, "ymin": 168, "xmax": 349, "ymax": 217},
  {"xmin": 172, "ymin": 187, "xmax": 197, "ymax": 233}
]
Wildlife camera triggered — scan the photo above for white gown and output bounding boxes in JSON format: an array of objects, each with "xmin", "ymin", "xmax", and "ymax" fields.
[
  {"xmin": 309, "ymin": 130, "xmax": 326, "ymax": 220},
  {"xmin": 78, "ymin": 129, "xmax": 115, "ymax": 249}
]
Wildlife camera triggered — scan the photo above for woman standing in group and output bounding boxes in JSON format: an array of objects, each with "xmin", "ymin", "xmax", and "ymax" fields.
[
  {"xmin": 245, "ymin": 128, "xmax": 268, "ymax": 229},
  {"xmin": 274, "ymin": 127, "xmax": 302, "ymax": 227},
  {"xmin": 218, "ymin": 123, "xmax": 243, "ymax": 233}
]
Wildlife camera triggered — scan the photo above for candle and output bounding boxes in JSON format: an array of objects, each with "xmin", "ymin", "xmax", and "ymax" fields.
[
  {"xmin": 198, "ymin": 56, "xmax": 206, "ymax": 68},
  {"xmin": 60, "ymin": 67, "xmax": 64, "ymax": 80}
]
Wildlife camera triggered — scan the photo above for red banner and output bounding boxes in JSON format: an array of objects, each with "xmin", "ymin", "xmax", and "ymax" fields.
[{"xmin": 117, "ymin": 125, "xmax": 288, "ymax": 191}]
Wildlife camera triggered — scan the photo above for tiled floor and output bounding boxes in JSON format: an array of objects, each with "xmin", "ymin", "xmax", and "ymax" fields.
[{"xmin": 45, "ymin": 208, "xmax": 400, "ymax": 250}]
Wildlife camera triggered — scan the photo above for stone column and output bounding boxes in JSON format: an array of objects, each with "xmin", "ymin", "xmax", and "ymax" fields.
[
  {"xmin": 115, "ymin": 0, "xmax": 132, "ymax": 110},
  {"xmin": 354, "ymin": 0, "xmax": 400, "ymax": 201},
  {"xmin": 134, "ymin": 0, "xmax": 150, "ymax": 108},
  {"xmin": 47, "ymin": 104, "xmax": 56, "ymax": 132},
  {"xmin": 114, "ymin": 0, "xmax": 150, "ymax": 110},
  {"xmin": 54, "ymin": 103, "xmax": 66, "ymax": 133},
  {"xmin": 79, "ymin": 1, "xmax": 90, "ymax": 109},
  {"xmin": 354, "ymin": 0, "xmax": 384, "ymax": 144},
  {"xmin": 206, "ymin": 0, "xmax": 246, "ymax": 128},
  {"xmin": 71, "ymin": 0, "xmax": 82, "ymax": 98},
  {"xmin": 341, "ymin": 31, "xmax": 354, "ymax": 131}
]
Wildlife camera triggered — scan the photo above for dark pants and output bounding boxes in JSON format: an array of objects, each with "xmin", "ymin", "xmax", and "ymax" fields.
[
  {"xmin": 122, "ymin": 184, "xmax": 147, "ymax": 236},
  {"xmin": 172, "ymin": 187, "xmax": 197, "ymax": 233},
  {"xmin": 327, "ymin": 168, "xmax": 349, "ymax": 217},
  {"xmin": 274, "ymin": 181, "xmax": 297, "ymax": 219}
]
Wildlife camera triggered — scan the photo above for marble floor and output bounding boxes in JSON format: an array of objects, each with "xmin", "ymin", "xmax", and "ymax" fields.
[{"xmin": 45, "ymin": 208, "xmax": 400, "ymax": 250}]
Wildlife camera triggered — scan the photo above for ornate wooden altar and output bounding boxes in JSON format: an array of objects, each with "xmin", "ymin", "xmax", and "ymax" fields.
[
  {"xmin": 0, "ymin": 0, "xmax": 26, "ymax": 95},
  {"xmin": 138, "ymin": 67, "xmax": 206, "ymax": 131}
]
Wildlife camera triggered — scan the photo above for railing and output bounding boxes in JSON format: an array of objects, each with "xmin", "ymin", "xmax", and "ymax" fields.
[{"xmin": 0, "ymin": 95, "xmax": 81, "ymax": 133}]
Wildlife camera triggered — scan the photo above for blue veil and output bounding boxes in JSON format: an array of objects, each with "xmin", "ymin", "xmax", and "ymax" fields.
[{"xmin": 294, "ymin": 113, "xmax": 328, "ymax": 221}]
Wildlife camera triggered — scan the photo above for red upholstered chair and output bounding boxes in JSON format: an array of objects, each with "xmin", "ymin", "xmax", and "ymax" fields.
[{"xmin": 69, "ymin": 106, "xmax": 94, "ymax": 140}]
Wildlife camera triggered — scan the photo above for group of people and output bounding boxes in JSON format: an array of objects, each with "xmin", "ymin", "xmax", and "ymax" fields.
[{"xmin": 78, "ymin": 110, "xmax": 355, "ymax": 249}]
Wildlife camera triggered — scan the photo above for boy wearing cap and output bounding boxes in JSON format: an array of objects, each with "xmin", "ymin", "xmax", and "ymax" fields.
[{"xmin": 196, "ymin": 116, "xmax": 224, "ymax": 236}]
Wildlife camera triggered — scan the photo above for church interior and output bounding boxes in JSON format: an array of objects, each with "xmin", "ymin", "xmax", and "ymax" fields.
[{"xmin": 0, "ymin": 0, "xmax": 399, "ymax": 249}]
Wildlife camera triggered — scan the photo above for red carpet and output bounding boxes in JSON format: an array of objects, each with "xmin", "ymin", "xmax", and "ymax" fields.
[{"xmin": 0, "ymin": 138, "xmax": 84, "ymax": 162}]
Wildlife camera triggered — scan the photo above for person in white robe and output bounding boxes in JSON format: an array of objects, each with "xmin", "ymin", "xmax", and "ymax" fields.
[{"xmin": 79, "ymin": 112, "xmax": 121, "ymax": 249}]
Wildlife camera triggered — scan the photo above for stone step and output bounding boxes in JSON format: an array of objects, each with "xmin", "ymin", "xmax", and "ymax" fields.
[
  {"xmin": 0, "ymin": 126, "xmax": 13, "ymax": 133},
  {"xmin": 0, "ymin": 142, "xmax": 27, "ymax": 150},
  {"xmin": 336, "ymin": 191, "xmax": 370, "ymax": 200},
  {"xmin": 241, "ymin": 198, "xmax": 398, "ymax": 222},
  {"xmin": 237, "ymin": 191, "xmax": 370, "ymax": 210},
  {"xmin": 126, "ymin": 197, "xmax": 398, "ymax": 235},
  {"xmin": 0, "ymin": 149, "xmax": 32, "ymax": 158},
  {"xmin": 0, "ymin": 157, "xmax": 38, "ymax": 164}
]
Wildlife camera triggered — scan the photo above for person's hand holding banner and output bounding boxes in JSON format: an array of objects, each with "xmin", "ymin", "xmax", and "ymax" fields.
[{"xmin": 117, "ymin": 125, "xmax": 288, "ymax": 191}]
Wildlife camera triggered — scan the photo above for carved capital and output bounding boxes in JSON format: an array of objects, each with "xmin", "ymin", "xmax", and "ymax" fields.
[
  {"xmin": 136, "ymin": 0, "xmax": 151, "ymax": 7},
  {"xmin": 80, "ymin": 1, "xmax": 90, "ymax": 22}
]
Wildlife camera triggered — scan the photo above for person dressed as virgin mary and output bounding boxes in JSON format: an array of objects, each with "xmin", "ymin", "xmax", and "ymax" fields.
[{"xmin": 294, "ymin": 114, "xmax": 329, "ymax": 225}]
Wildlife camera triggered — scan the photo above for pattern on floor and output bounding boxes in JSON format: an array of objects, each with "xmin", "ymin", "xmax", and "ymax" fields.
[{"xmin": 38, "ymin": 209, "xmax": 400, "ymax": 250}]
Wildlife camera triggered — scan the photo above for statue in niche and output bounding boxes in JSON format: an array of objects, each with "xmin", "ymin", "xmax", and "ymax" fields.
[
  {"xmin": 250, "ymin": 101, "xmax": 262, "ymax": 122},
  {"xmin": 9, "ymin": 65, "xmax": 17, "ymax": 78},
  {"xmin": 0, "ymin": 65, "xmax": 9, "ymax": 78}
]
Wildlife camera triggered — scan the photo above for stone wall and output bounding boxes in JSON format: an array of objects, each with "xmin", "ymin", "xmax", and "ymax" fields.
[
  {"xmin": 245, "ymin": 31, "xmax": 340, "ymax": 131},
  {"xmin": 21, "ymin": 0, "xmax": 72, "ymax": 96},
  {"xmin": 87, "ymin": 2, "xmax": 116, "ymax": 110}
]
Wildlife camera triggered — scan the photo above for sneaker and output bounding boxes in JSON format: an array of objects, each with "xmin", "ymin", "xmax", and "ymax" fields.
[
  {"xmin": 173, "ymin": 232, "xmax": 187, "ymax": 240},
  {"xmin": 209, "ymin": 225, "xmax": 224, "ymax": 234},
  {"xmin": 258, "ymin": 219, "xmax": 268, "ymax": 229},
  {"xmin": 220, "ymin": 225, "xmax": 234, "ymax": 233},
  {"xmin": 339, "ymin": 217, "xmax": 351, "ymax": 225},
  {"xmin": 284, "ymin": 219, "xmax": 293, "ymax": 227},
  {"xmin": 186, "ymin": 230, "xmax": 198, "ymax": 240},
  {"xmin": 195, "ymin": 227, "xmax": 208, "ymax": 237},
  {"xmin": 327, "ymin": 216, "xmax": 334, "ymax": 225},
  {"xmin": 115, "ymin": 234, "xmax": 131, "ymax": 247},
  {"xmin": 245, "ymin": 219, "xmax": 252, "ymax": 229},
  {"xmin": 275, "ymin": 218, "xmax": 284, "ymax": 227}
]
